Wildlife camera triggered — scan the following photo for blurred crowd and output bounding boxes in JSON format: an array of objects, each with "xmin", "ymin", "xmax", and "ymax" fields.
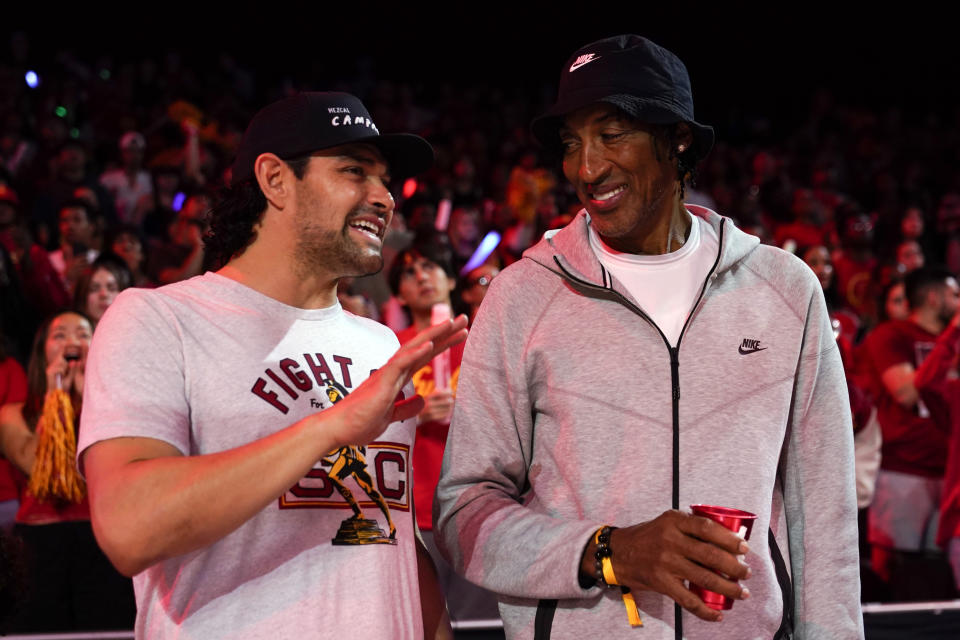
[{"xmin": 2, "ymin": 32, "xmax": 960, "ymax": 633}]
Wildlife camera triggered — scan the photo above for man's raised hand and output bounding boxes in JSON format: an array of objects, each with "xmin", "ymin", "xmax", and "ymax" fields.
[{"xmin": 321, "ymin": 315, "xmax": 468, "ymax": 447}]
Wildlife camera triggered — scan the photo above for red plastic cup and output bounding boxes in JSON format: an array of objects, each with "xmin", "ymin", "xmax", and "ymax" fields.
[{"xmin": 688, "ymin": 504, "xmax": 757, "ymax": 610}]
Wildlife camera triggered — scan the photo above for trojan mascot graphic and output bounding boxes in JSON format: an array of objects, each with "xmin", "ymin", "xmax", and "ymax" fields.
[{"xmin": 322, "ymin": 380, "xmax": 398, "ymax": 545}]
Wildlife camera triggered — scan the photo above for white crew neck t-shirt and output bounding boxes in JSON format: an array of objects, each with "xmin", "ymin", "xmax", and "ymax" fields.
[
  {"xmin": 588, "ymin": 210, "xmax": 720, "ymax": 347},
  {"xmin": 79, "ymin": 272, "xmax": 423, "ymax": 639}
]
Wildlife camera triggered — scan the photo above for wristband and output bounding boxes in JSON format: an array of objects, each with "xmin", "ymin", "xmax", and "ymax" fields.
[
  {"xmin": 592, "ymin": 526, "xmax": 642, "ymax": 627},
  {"xmin": 593, "ymin": 526, "xmax": 616, "ymax": 587}
]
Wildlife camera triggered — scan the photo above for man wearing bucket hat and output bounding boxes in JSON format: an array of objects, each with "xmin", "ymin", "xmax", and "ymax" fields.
[
  {"xmin": 435, "ymin": 36, "xmax": 862, "ymax": 638},
  {"xmin": 78, "ymin": 92, "xmax": 465, "ymax": 638}
]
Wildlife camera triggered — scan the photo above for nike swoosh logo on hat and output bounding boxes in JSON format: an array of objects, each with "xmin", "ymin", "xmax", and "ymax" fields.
[{"xmin": 569, "ymin": 53, "xmax": 600, "ymax": 72}]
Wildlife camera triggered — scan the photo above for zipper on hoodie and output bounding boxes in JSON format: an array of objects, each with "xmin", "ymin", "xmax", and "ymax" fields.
[
  {"xmin": 550, "ymin": 219, "xmax": 726, "ymax": 640},
  {"xmin": 669, "ymin": 345, "xmax": 680, "ymax": 506}
]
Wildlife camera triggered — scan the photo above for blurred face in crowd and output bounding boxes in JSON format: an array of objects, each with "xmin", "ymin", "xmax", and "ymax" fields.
[
  {"xmin": 936, "ymin": 277, "xmax": 960, "ymax": 325},
  {"xmin": 45, "ymin": 312, "xmax": 93, "ymax": 370},
  {"xmin": 154, "ymin": 169, "xmax": 180, "ymax": 196},
  {"xmin": 59, "ymin": 205, "xmax": 94, "ymax": 248},
  {"xmin": 453, "ymin": 157, "xmax": 476, "ymax": 183},
  {"xmin": 397, "ymin": 254, "xmax": 454, "ymax": 314},
  {"xmin": 0, "ymin": 202, "xmax": 16, "ymax": 227},
  {"xmin": 112, "ymin": 231, "xmax": 144, "ymax": 273},
  {"xmin": 170, "ymin": 194, "xmax": 210, "ymax": 247},
  {"xmin": 939, "ymin": 195, "xmax": 960, "ymax": 234},
  {"xmin": 885, "ymin": 283, "xmax": 909, "ymax": 321},
  {"xmin": 86, "ymin": 267, "xmax": 121, "ymax": 322},
  {"xmin": 842, "ymin": 214, "xmax": 874, "ymax": 249},
  {"xmin": 73, "ymin": 186, "xmax": 100, "ymax": 211},
  {"xmin": 792, "ymin": 188, "xmax": 823, "ymax": 224},
  {"xmin": 121, "ymin": 145, "xmax": 144, "ymax": 171},
  {"xmin": 461, "ymin": 264, "xmax": 498, "ymax": 314},
  {"xmin": 896, "ymin": 240, "xmax": 924, "ymax": 274},
  {"xmin": 901, "ymin": 207, "xmax": 924, "ymax": 240},
  {"xmin": 802, "ymin": 245, "xmax": 833, "ymax": 291},
  {"xmin": 449, "ymin": 206, "xmax": 481, "ymax": 248},
  {"xmin": 559, "ymin": 103, "xmax": 680, "ymax": 254},
  {"xmin": 57, "ymin": 145, "xmax": 87, "ymax": 182},
  {"xmin": 751, "ymin": 151, "xmax": 778, "ymax": 182},
  {"xmin": 407, "ymin": 202, "xmax": 437, "ymax": 230}
]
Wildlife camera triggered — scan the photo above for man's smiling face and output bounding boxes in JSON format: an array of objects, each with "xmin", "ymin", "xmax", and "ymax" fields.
[
  {"xmin": 559, "ymin": 103, "xmax": 678, "ymax": 254},
  {"xmin": 291, "ymin": 143, "xmax": 394, "ymax": 279}
]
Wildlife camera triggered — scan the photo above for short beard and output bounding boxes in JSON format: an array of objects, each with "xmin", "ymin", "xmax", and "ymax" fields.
[{"xmin": 293, "ymin": 206, "xmax": 384, "ymax": 281}]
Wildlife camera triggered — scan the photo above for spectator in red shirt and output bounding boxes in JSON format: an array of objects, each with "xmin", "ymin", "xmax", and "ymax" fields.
[
  {"xmin": 864, "ymin": 266, "xmax": 960, "ymax": 593},
  {"xmin": 388, "ymin": 236, "xmax": 463, "ymax": 529},
  {"xmin": 924, "ymin": 311, "xmax": 960, "ymax": 589},
  {"xmin": 774, "ymin": 188, "xmax": 831, "ymax": 251},
  {"xmin": 0, "ymin": 184, "xmax": 70, "ymax": 328},
  {"xmin": 388, "ymin": 235, "xmax": 498, "ymax": 625},
  {"xmin": 833, "ymin": 211, "xmax": 878, "ymax": 320},
  {"xmin": 0, "ymin": 338, "xmax": 26, "ymax": 532},
  {"xmin": 0, "ymin": 311, "xmax": 135, "ymax": 632}
]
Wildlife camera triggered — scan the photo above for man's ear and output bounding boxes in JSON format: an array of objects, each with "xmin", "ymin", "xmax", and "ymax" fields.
[
  {"xmin": 254, "ymin": 153, "xmax": 291, "ymax": 211},
  {"xmin": 675, "ymin": 122, "xmax": 694, "ymax": 154}
]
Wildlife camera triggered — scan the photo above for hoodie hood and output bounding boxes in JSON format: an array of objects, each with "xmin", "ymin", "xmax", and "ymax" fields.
[{"xmin": 522, "ymin": 204, "xmax": 760, "ymax": 286}]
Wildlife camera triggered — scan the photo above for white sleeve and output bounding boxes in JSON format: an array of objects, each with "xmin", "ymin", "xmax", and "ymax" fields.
[{"xmin": 78, "ymin": 289, "xmax": 191, "ymax": 467}]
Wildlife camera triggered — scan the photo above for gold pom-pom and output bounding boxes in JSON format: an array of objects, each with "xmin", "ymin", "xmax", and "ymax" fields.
[{"xmin": 27, "ymin": 389, "xmax": 86, "ymax": 504}]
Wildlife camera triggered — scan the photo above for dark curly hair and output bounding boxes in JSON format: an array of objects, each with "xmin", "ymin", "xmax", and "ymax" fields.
[
  {"xmin": 905, "ymin": 265, "xmax": 957, "ymax": 310},
  {"xmin": 72, "ymin": 253, "xmax": 133, "ymax": 317},
  {"xmin": 387, "ymin": 231, "xmax": 456, "ymax": 295},
  {"xmin": 204, "ymin": 156, "xmax": 311, "ymax": 270}
]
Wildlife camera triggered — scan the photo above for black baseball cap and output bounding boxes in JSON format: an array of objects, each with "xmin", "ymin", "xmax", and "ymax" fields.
[
  {"xmin": 531, "ymin": 35, "xmax": 714, "ymax": 159},
  {"xmin": 231, "ymin": 92, "xmax": 434, "ymax": 183}
]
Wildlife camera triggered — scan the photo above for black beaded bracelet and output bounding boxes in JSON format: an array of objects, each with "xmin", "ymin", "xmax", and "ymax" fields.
[
  {"xmin": 593, "ymin": 525, "xmax": 617, "ymax": 588},
  {"xmin": 592, "ymin": 526, "xmax": 643, "ymax": 626}
]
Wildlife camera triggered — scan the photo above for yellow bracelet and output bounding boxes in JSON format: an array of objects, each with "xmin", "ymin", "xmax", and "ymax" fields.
[{"xmin": 593, "ymin": 528, "xmax": 643, "ymax": 627}]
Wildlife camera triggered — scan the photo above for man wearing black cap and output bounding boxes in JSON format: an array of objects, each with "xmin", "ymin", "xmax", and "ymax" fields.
[
  {"xmin": 78, "ymin": 92, "xmax": 464, "ymax": 639},
  {"xmin": 435, "ymin": 36, "xmax": 862, "ymax": 638}
]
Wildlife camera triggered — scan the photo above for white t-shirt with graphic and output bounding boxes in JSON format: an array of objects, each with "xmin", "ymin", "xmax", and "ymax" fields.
[
  {"xmin": 79, "ymin": 272, "xmax": 421, "ymax": 640},
  {"xmin": 588, "ymin": 210, "xmax": 720, "ymax": 347}
]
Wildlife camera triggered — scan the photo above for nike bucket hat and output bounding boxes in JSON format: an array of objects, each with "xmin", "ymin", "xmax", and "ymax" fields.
[
  {"xmin": 531, "ymin": 34, "xmax": 714, "ymax": 160},
  {"xmin": 231, "ymin": 91, "xmax": 434, "ymax": 183}
]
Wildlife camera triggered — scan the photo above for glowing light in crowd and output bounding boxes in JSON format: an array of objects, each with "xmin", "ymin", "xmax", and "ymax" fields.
[
  {"xmin": 99, "ymin": 69, "xmax": 111, "ymax": 80},
  {"xmin": 434, "ymin": 198, "xmax": 451, "ymax": 231},
  {"xmin": 54, "ymin": 106, "xmax": 67, "ymax": 118},
  {"xmin": 402, "ymin": 178, "xmax": 417, "ymax": 199},
  {"xmin": 69, "ymin": 128, "xmax": 80, "ymax": 139},
  {"xmin": 460, "ymin": 231, "xmax": 501, "ymax": 275},
  {"xmin": 25, "ymin": 71, "xmax": 39, "ymax": 88},
  {"xmin": 172, "ymin": 192, "xmax": 186, "ymax": 212}
]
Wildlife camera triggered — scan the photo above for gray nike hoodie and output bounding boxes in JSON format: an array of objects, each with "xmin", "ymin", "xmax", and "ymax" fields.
[{"xmin": 434, "ymin": 206, "xmax": 863, "ymax": 639}]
